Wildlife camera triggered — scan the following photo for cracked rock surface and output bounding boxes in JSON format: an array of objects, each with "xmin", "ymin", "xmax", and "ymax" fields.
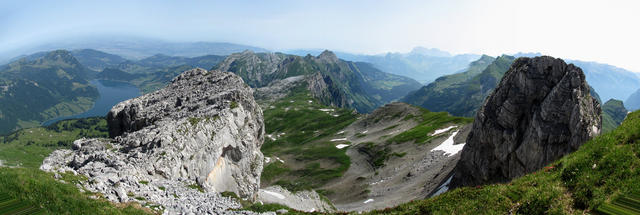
[
  {"xmin": 41, "ymin": 68, "xmax": 265, "ymax": 214},
  {"xmin": 451, "ymin": 56, "xmax": 601, "ymax": 188}
]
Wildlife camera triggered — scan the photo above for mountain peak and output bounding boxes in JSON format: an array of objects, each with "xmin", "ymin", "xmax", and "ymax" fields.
[
  {"xmin": 43, "ymin": 50, "xmax": 76, "ymax": 62},
  {"xmin": 317, "ymin": 50, "xmax": 338, "ymax": 61},
  {"xmin": 409, "ymin": 47, "xmax": 451, "ymax": 57}
]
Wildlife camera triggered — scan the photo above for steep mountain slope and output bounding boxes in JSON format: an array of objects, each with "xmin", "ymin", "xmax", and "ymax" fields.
[
  {"xmin": 602, "ymin": 99, "xmax": 628, "ymax": 133},
  {"xmin": 569, "ymin": 60, "xmax": 640, "ymax": 102},
  {"xmin": 116, "ymin": 54, "xmax": 224, "ymax": 74},
  {"xmin": 626, "ymin": 88, "xmax": 640, "ymax": 111},
  {"xmin": 70, "ymin": 49, "xmax": 128, "ymax": 71},
  {"xmin": 215, "ymin": 50, "xmax": 422, "ymax": 113},
  {"xmin": 365, "ymin": 110, "xmax": 640, "ymax": 215},
  {"xmin": 452, "ymin": 56, "xmax": 601, "ymax": 188},
  {"xmin": 402, "ymin": 55, "xmax": 514, "ymax": 117},
  {"xmin": 0, "ymin": 50, "xmax": 98, "ymax": 133},
  {"xmin": 286, "ymin": 47, "xmax": 481, "ymax": 84}
]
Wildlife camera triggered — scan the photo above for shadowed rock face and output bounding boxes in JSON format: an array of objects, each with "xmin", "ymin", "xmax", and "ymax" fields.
[
  {"xmin": 42, "ymin": 68, "xmax": 264, "ymax": 214},
  {"xmin": 451, "ymin": 56, "xmax": 601, "ymax": 188}
]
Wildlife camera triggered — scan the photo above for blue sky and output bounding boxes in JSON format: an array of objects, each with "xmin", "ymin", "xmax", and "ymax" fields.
[{"xmin": 1, "ymin": 0, "xmax": 639, "ymax": 72}]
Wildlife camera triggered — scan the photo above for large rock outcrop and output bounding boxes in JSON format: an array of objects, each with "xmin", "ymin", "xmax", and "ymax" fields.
[
  {"xmin": 451, "ymin": 56, "xmax": 601, "ymax": 188},
  {"xmin": 41, "ymin": 68, "xmax": 265, "ymax": 214}
]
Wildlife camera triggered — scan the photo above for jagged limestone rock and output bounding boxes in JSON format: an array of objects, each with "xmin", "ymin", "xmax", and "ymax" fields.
[
  {"xmin": 41, "ymin": 68, "xmax": 265, "ymax": 214},
  {"xmin": 451, "ymin": 56, "xmax": 601, "ymax": 188}
]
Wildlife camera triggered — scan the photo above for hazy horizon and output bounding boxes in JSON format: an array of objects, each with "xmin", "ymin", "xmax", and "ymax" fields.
[{"xmin": 2, "ymin": 0, "xmax": 640, "ymax": 72}]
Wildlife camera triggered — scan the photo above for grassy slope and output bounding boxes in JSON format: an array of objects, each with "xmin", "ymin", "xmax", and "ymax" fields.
[
  {"xmin": 401, "ymin": 55, "xmax": 508, "ymax": 117},
  {"xmin": 386, "ymin": 108, "xmax": 472, "ymax": 144},
  {"xmin": 260, "ymin": 85, "xmax": 358, "ymax": 192},
  {"xmin": 0, "ymin": 117, "xmax": 108, "ymax": 168},
  {"xmin": 361, "ymin": 110, "xmax": 640, "ymax": 214},
  {"xmin": 0, "ymin": 168, "xmax": 151, "ymax": 214},
  {"xmin": 602, "ymin": 99, "xmax": 629, "ymax": 133},
  {"xmin": 0, "ymin": 50, "xmax": 99, "ymax": 134},
  {"xmin": 0, "ymin": 117, "xmax": 150, "ymax": 214}
]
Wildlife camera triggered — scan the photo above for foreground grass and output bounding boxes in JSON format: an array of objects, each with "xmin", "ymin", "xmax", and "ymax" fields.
[
  {"xmin": 0, "ymin": 168, "xmax": 150, "ymax": 214},
  {"xmin": 0, "ymin": 117, "xmax": 148, "ymax": 214},
  {"xmin": 0, "ymin": 117, "xmax": 107, "ymax": 168},
  {"xmin": 361, "ymin": 110, "xmax": 640, "ymax": 214},
  {"xmin": 260, "ymin": 86, "xmax": 358, "ymax": 192}
]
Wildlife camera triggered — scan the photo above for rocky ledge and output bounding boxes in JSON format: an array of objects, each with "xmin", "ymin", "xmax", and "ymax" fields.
[
  {"xmin": 41, "ymin": 68, "xmax": 265, "ymax": 214},
  {"xmin": 451, "ymin": 56, "xmax": 601, "ymax": 188}
]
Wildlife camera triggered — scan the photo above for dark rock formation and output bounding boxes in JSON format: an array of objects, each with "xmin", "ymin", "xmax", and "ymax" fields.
[{"xmin": 451, "ymin": 56, "xmax": 601, "ymax": 188}]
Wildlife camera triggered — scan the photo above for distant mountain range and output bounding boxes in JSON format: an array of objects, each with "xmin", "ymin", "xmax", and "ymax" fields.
[
  {"xmin": 0, "ymin": 36, "xmax": 267, "ymax": 64},
  {"xmin": 626, "ymin": 88, "xmax": 640, "ymax": 111},
  {"xmin": 284, "ymin": 47, "xmax": 480, "ymax": 84}
]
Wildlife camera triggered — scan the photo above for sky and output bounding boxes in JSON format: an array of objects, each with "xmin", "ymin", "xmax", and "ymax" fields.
[{"xmin": 1, "ymin": 0, "xmax": 640, "ymax": 72}]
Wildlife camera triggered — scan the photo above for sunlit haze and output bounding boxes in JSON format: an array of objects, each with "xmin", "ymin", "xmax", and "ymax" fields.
[{"xmin": 2, "ymin": 0, "xmax": 639, "ymax": 72}]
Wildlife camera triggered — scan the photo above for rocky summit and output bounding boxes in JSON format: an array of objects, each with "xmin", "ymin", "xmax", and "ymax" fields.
[
  {"xmin": 41, "ymin": 68, "xmax": 265, "ymax": 214},
  {"xmin": 451, "ymin": 56, "xmax": 601, "ymax": 188}
]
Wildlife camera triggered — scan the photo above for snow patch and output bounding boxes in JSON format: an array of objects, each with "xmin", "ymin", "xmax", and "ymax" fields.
[
  {"xmin": 319, "ymin": 108, "xmax": 334, "ymax": 112},
  {"xmin": 274, "ymin": 157, "xmax": 285, "ymax": 163},
  {"xmin": 430, "ymin": 131, "xmax": 464, "ymax": 157},
  {"xmin": 330, "ymin": 138, "xmax": 347, "ymax": 142},
  {"xmin": 363, "ymin": 199, "xmax": 374, "ymax": 204},
  {"xmin": 370, "ymin": 179, "xmax": 386, "ymax": 185},
  {"xmin": 337, "ymin": 130, "xmax": 345, "ymax": 135},
  {"xmin": 332, "ymin": 114, "xmax": 339, "ymax": 117},
  {"xmin": 308, "ymin": 100, "xmax": 313, "ymax": 103},
  {"xmin": 432, "ymin": 126, "xmax": 457, "ymax": 136},
  {"xmin": 266, "ymin": 134, "xmax": 276, "ymax": 141},
  {"xmin": 361, "ymin": 130, "xmax": 368, "ymax": 134},
  {"xmin": 263, "ymin": 190, "xmax": 285, "ymax": 200},
  {"xmin": 265, "ymin": 157, "xmax": 271, "ymax": 163},
  {"xmin": 336, "ymin": 144, "xmax": 349, "ymax": 149}
]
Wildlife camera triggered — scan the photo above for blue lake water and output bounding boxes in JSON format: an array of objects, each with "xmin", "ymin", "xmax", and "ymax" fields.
[{"xmin": 41, "ymin": 79, "xmax": 141, "ymax": 126}]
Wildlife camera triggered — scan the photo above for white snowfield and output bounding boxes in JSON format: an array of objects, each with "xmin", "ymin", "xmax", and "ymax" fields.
[
  {"xmin": 431, "ymin": 125, "xmax": 457, "ymax": 136},
  {"xmin": 336, "ymin": 144, "xmax": 349, "ymax": 149},
  {"xmin": 363, "ymin": 199, "xmax": 374, "ymax": 204},
  {"xmin": 263, "ymin": 190, "xmax": 286, "ymax": 200},
  {"xmin": 330, "ymin": 138, "xmax": 347, "ymax": 142},
  {"xmin": 430, "ymin": 130, "xmax": 465, "ymax": 157}
]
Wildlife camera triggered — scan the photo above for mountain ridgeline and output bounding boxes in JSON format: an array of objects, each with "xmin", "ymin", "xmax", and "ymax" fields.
[
  {"xmin": 0, "ymin": 50, "xmax": 98, "ymax": 134},
  {"xmin": 287, "ymin": 47, "xmax": 481, "ymax": 84},
  {"xmin": 402, "ymin": 55, "xmax": 515, "ymax": 117},
  {"xmin": 626, "ymin": 88, "xmax": 640, "ymax": 111},
  {"xmin": 215, "ymin": 50, "xmax": 422, "ymax": 113}
]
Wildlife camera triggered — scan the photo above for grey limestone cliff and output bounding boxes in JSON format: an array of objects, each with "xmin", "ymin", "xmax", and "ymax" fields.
[{"xmin": 41, "ymin": 68, "xmax": 265, "ymax": 214}]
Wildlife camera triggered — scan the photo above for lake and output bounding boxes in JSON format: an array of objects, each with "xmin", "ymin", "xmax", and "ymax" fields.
[{"xmin": 41, "ymin": 79, "xmax": 141, "ymax": 126}]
